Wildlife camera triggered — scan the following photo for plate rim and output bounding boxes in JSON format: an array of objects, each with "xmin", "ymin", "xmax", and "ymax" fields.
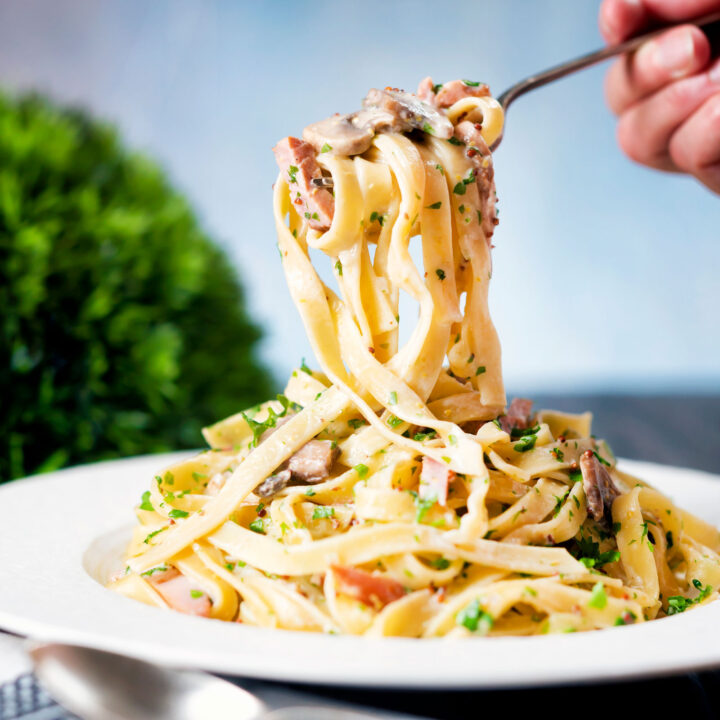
[{"xmin": 1, "ymin": 452, "xmax": 719, "ymax": 689}]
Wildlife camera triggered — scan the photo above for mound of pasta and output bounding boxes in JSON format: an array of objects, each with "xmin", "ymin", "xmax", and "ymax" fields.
[{"xmin": 110, "ymin": 78, "xmax": 720, "ymax": 636}]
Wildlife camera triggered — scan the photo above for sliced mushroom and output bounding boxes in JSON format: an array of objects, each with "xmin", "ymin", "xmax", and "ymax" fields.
[
  {"xmin": 363, "ymin": 88, "xmax": 454, "ymax": 139},
  {"xmin": 303, "ymin": 114, "xmax": 375, "ymax": 156},
  {"xmin": 256, "ymin": 469, "xmax": 292, "ymax": 498},
  {"xmin": 580, "ymin": 450, "xmax": 621, "ymax": 525}
]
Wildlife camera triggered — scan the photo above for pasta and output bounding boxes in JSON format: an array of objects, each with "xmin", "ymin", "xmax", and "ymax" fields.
[{"xmin": 109, "ymin": 78, "xmax": 720, "ymax": 636}]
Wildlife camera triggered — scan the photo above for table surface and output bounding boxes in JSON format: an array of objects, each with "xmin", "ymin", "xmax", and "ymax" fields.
[{"xmin": 2, "ymin": 394, "xmax": 719, "ymax": 719}]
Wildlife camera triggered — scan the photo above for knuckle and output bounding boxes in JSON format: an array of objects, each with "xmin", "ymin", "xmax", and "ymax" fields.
[
  {"xmin": 663, "ymin": 79, "xmax": 695, "ymax": 113},
  {"xmin": 669, "ymin": 93, "xmax": 720, "ymax": 172},
  {"xmin": 706, "ymin": 93, "xmax": 720, "ymax": 132}
]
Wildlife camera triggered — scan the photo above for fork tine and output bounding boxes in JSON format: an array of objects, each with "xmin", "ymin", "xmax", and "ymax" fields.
[{"xmin": 312, "ymin": 177, "xmax": 334, "ymax": 188}]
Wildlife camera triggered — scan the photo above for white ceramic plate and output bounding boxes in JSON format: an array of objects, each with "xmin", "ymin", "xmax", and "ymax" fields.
[{"xmin": 1, "ymin": 453, "xmax": 719, "ymax": 689}]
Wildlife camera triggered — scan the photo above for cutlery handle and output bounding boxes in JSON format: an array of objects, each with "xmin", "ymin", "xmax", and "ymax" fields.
[
  {"xmin": 497, "ymin": 10, "xmax": 720, "ymax": 112},
  {"xmin": 262, "ymin": 708, "xmax": 424, "ymax": 720}
]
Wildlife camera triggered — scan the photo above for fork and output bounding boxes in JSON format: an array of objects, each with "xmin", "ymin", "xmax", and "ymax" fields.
[{"xmin": 312, "ymin": 9, "xmax": 720, "ymax": 188}]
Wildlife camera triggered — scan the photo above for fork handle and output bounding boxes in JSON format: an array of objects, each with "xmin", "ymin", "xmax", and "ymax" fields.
[{"xmin": 496, "ymin": 10, "xmax": 720, "ymax": 112}]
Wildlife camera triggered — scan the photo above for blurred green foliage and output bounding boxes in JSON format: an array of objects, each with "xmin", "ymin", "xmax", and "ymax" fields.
[{"xmin": 0, "ymin": 92, "xmax": 274, "ymax": 482}]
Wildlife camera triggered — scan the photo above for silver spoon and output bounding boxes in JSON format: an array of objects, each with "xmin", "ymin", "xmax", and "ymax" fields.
[
  {"xmin": 29, "ymin": 642, "xmax": 423, "ymax": 720},
  {"xmin": 311, "ymin": 9, "xmax": 720, "ymax": 190}
]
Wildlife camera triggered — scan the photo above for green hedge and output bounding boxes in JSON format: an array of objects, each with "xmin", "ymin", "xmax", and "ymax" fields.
[{"xmin": 0, "ymin": 92, "xmax": 274, "ymax": 482}]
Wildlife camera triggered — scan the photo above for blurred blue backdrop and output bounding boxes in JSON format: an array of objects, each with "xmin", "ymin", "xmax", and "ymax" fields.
[{"xmin": 1, "ymin": 0, "xmax": 717, "ymax": 394}]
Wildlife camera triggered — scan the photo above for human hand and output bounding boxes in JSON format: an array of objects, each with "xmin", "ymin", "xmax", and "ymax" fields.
[{"xmin": 599, "ymin": 0, "xmax": 720, "ymax": 193}]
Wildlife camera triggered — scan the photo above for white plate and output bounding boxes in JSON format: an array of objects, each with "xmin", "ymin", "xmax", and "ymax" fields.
[{"xmin": 1, "ymin": 453, "xmax": 719, "ymax": 689}]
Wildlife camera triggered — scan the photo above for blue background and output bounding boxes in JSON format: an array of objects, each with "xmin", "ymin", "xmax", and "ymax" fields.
[{"xmin": 1, "ymin": 0, "xmax": 717, "ymax": 393}]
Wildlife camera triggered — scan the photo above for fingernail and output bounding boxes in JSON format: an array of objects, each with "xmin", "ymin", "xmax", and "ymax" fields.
[{"xmin": 653, "ymin": 29, "xmax": 696, "ymax": 78}]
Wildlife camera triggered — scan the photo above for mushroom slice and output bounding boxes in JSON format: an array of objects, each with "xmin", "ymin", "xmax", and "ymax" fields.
[
  {"xmin": 363, "ymin": 88, "xmax": 454, "ymax": 139},
  {"xmin": 303, "ymin": 114, "xmax": 375, "ymax": 156}
]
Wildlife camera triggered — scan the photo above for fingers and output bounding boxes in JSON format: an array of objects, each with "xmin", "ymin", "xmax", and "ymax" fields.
[
  {"xmin": 642, "ymin": 0, "xmax": 720, "ymax": 22},
  {"xmin": 616, "ymin": 59, "xmax": 720, "ymax": 168},
  {"xmin": 605, "ymin": 25, "xmax": 711, "ymax": 114},
  {"xmin": 669, "ymin": 91, "xmax": 720, "ymax": 193},
  {"xmin": 599, "ymin": 0, "xmax": 720, "ymax": 44},
  {"xmin": 599, "ymin": 0, "xmax": 649, "ymax": 44}
]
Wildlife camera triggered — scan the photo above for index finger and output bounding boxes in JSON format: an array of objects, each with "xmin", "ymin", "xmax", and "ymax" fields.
[{"xmin": 599, "ymin": 0, "xmax": 720, "ymax": 44}]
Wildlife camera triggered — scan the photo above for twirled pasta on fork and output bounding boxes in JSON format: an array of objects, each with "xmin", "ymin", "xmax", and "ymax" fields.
[{"xmin": 109, "ymin": 78, "xmax": 720, "ymax": 636}]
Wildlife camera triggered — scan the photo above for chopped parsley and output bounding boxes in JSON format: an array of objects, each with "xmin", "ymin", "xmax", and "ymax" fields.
[
  {"xmin": 574, "ymin": 533, "xmax": 620, "ymax": 568},
  {"xmin": 335, "ymin": 260, "xmax": 342, "ymax": 275},
  {"xmin": 429, "ymin": 557, "xmax": 451, "ymax": 570},
  {"xmin": 475, "ymin": 366, "xmax": 486, "ymax": 376},
  {"xmin": 513, "ymin": 432, "xmax": 538, "ymax": 453},
  {"xmin": 348, "ymin": 418, "xmax": 367, "ymax": 429},
  {"xmin": 435, "ymin": 163, "xmax": 445, "ymax": 175},
  {"xmin": 241, "ymin": 394, "xmax": 294, "ymax": 448},
  {"xmin": 300, "ymin": 358, "xmax": 313, "ymax": 375},
  {"xmin": 139, "ymin": 491, "xmax": 154, "ymax": 512},
  {"xmin": 510, "ymin": 424, "xmax": 540, "ymax": 439},
  {"xmin": 435, "ymin": 268, "xmax": 446, "ymax": 280},
  {"xmin": 414, "ymin": 430, "xmax": 437, "ymax": 442},
  {"xmin": 593, "ymin": 450, "xmax": 612, "ymax": 467},
  {"xmin": 190, "ymin": 590, "xmax": 204, "ymax": 599},
  {"xmin": 143, "ymin": 527, "xmax": 168, "ymax": 545},
  {"xmin": 551, "ymin": 448, "xmax": 565, "ymax": 462},
  {"xmin": 580, "ymin": 550, "xmax": 621, "ymax": 569},
  {"xmin": 249, "ymin": 518, "xmax": 265, "ymax": 534},
  {"xmin": 453, "ymin": 181, "xmax": 466, "ymax": 195},
  {"xmin": 388, "ymin": 391, "xmax": 398, "ymax": 405},
  {"xmin": 413, "ymin": 492, "xmax": 436, "ymax": 523},
  {"xmin": 447, "ymin": 136, "xmax": 463, "ymax": 146},
  {"xmin": 168, "ymin": 508, "xmax": 189, "ymax": 519},
  {"xmin": 588, "ymin": 582, "xmax": 608, "ymax": 609},
  {"xmin": 305, "ymin": 488, "xmax": 316, "ymax": 497},
  {"xmin": 569, "ymin": 469, "xmax": 583, "ymax": 483},
  {"xmin": 141, "ymin": 564, "xmax": 168, "ymax": 576},
  {"xmin": 312, "ymin": 506, "xmax": 335, "ymax": 520},
  {"xmin": 422, "ymin": 122, "xmax": 435, "ymax": 135},
  {"xmin": 432, "ymin": 83, "xmax": 443, "ymax": 94},
  {"xmin": 456, "ymin": 598, "xmax": 493, "ymax": 634},
  {"xmin": 354, "ymin": 464, "xmax": 369, "ymax": 479},
  {"xmin": 426, "ymin": 201, "xmax": 442, "ymax": 209},
  {"xmin": 463, "ymin": 79, "xmax": 482, "ymax": 87},
  {"xmin": 387, "ymin": 415, "xmax": 403, "ymax": 428},
  {"xmin": 477, "ymin": 210, "xmax": 483, "ymax": 225},
  {"xmin": 320, "ymin": 143, "xmax": 332, "ymax": 153},
  {"xmin": 666, "ymin": 580, "xmax": 713, "ymax": 615},
  {"xmin": 552, "ymin": 491, "xmax": 569, "ymax": 517},
  {"xmin": 288, "ymin": 165, "xmax": 298, "ymax": 183}
]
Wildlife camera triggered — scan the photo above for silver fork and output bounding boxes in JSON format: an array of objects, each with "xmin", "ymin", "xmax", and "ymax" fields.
[{"xmin": 312, "ymin": 9, "xmax": 720, "ymax": 188}]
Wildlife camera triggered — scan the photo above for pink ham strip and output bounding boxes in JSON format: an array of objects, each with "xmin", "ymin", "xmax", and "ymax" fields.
[
  {"xmin": 272, "ymin": 136, "xmax": 334, "ymax": 232},
  {"xmin": 147, "ymin": 568, "xmax": 212, "ymax": 617},
  {"xmin": 498, "ymin": 398, "xmax": 534, "ymax": 434},
  {"xmin": 331, "ymin": 565, "xmax": 406, "ymax": 609},
  {"xmin": 416, "ymin": 77, "xmax": 491, "ymax": 108},
  {"xmin": 419, "ymin": 456, "xmax": 455, "ymax": 506},
  {"xmin": 453, "ymin": 120, "xmax": 498, "ymax": 242},
  {"xmin": 435, "ymin": 79, "xmax": 491, "ymax": 108}
]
